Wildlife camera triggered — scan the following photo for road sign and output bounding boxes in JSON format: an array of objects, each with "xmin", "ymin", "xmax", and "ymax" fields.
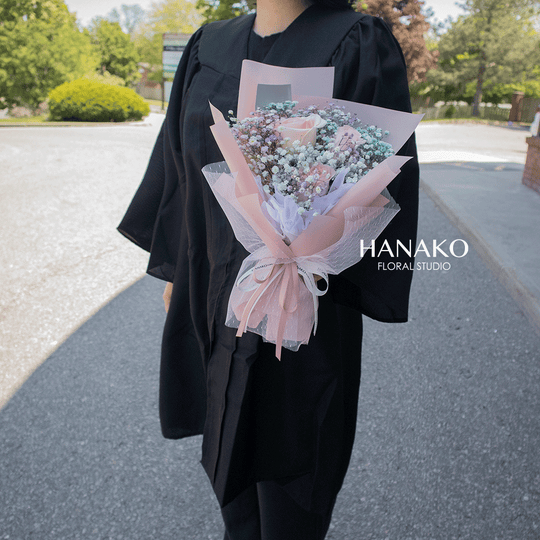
[{"xmin": 163, "ymin": 33, "xmax": 192, "ymax": 78}]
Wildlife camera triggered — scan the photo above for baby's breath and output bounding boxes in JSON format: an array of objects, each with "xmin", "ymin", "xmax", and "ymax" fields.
[{"xmin": 228, "ymin": 102, "xmax": 394, "ymax": 212}]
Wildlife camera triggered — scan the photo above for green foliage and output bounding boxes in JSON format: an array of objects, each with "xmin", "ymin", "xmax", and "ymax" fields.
[
  {"xmin": 0, "ymin": 0, "xmax": 56, "ymax": 23},
  {"xmin": 139, "ymin": 0, "xmax": 202, "ymax": 34},
  {"xmin": 196, "ymin": 0, "xmax": 253, "ymax": 24},
  {"xmin": 134, "ymin": 32, "xmax": 163, "ymax": 75},
  {"xmin": 90, "ymin": 19, "xmax": 140, "ymax": 85},
  {"xmin": 426, "ymin": 0, "xmax": 540, "ymax": 110},
  {"xmin": 83, "ymin": 71, "xmax": 126, "ymax": 87},
  {"xmin": 0, "ymin": 0, "xmax": 99, "ymax": 111},
  {"xmin": 444, "ymin": 104, "xmax": 456, "ymax": 118},
  {"xmin": 48, "ymin": 78, "xmax": 150, "ymax": 122},
  {"xmin": 133, "ymin": 0, "xmax": 203, "ymax": 75},
  {"xmin": 106, "ymin": 4, "xmax": 146, "ymax": 36}
]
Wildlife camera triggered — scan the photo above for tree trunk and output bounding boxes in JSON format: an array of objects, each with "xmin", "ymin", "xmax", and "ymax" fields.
[{"xmin": 472, "ymin": 52, "xmax": 486, "ymax": 117}]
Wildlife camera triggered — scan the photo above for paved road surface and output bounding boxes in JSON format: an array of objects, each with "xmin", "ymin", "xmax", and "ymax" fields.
[
  {"xmin": 0, "ymin": 120, "xmax": 532, "ymax": 408},
  {"xmin": 0, "ymin": 117, "xmax": 162, "ymax": 408},
  {"xmin": 1, "ymin": 190, "xmax": 539, "ymax": 539},
  {"xmin": 1, "ymin": 120, "xmax": 539, "ymax": 538},
  {"xmin": 416, "ymin": 122, "xmax": 529, "ymax": 164}
]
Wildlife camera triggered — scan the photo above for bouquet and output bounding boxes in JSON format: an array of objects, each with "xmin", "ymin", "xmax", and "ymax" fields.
[{"xmin": 202, "ymin": 60, "xmax": 422, "ymax": 359}]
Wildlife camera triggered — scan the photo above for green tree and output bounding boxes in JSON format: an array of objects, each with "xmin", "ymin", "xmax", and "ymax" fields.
[
  {"xmin": 355, "ymin": 0, "xmax": 437, "ymax": 83},
  {"xmin": 133, "ymin": 0, "xmax": 203, "ymax": 81},
  {"xmin": 196, "ymin": 0, "xmax": 254, "ymax": 24},
  {"xmin": 431, "ymin": 0, "xmax": 540, "ymax": 114},
  {"xmin": 90, "ymin": 19, "xmax": 141, "ymax": 85},
  {"xmin": 0, "ymin": 0, "xmax": 99, "ymax": 111},
  {"xmin": 141, "ymin": 0, "xmax": 203, "ymax": 33},
  {"xmin": 106, "ymin": 4, "xmax": 147, "ymax": 36}
]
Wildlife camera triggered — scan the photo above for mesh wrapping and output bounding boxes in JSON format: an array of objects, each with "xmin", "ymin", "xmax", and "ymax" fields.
[{"xmin": 202, "ymin": 162, "xmax": 400, "ymax": 356}]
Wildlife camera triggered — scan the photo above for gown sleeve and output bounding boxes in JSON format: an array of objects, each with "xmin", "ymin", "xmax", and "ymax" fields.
[
  {"xmin": 117, "ymin": 26, "xmax": 205, "ymax": 282},
  {"xmin": 329, "ymin": 16, "xmax": 420, "ymax": 323}
]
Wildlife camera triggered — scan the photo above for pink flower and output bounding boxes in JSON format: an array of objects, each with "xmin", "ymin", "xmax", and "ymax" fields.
[
  {"xmin": 275, "ymin": 114, "xmax": 327, "ymax": 148},
  {"xmin": 332, "ymin": 125, "xmax": 365, "ymax": 153}
]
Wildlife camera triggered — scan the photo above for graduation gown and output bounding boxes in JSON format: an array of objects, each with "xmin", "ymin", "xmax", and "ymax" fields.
[{"xmin": 118, "ymin": 5, "xmax": 419, "ymax": 515}]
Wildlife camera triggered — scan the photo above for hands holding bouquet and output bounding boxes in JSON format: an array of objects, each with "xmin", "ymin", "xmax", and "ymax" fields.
[{"xmin": 202, "ymin": 60, "xmax": 422, "ymax": 359}]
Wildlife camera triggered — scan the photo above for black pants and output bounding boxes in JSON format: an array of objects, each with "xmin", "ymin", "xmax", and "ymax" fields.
[{"xmin": 221, "ymin": 480, "xmax": 334, "ymax": 540}]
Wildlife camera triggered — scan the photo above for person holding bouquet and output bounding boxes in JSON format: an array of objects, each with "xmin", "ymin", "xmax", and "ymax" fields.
[{"xmin": 118, "ymin": 0, "xmax": 419, "ymax": 538}]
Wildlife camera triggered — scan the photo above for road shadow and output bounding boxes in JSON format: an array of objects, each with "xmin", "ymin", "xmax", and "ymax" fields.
[{"xmin": 0, "ymin": 276, "xmax": 223, "ymax": 539}]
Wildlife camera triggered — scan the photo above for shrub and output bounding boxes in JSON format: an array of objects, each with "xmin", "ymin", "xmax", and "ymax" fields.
[
  {"xmin": 48, "ymin": 78, "xmax": 149, "ymax": 122},
  {"xmin": 82, "ymin": 71, "xmax": 126, "ymax": 87},
  {"xmin": 444, "ymin": 104, "xmax": 456, "ymax": 118}
]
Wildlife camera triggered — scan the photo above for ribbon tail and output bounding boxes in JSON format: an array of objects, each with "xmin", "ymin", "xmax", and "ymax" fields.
[
  {"xmin": 274, "ymin": 308, "xmax": 289, "ymax": 361},
  {"xmin": 312, "ymin": 295, "xmax": 319, "ymax": 336},
  {"xmin": 237, "ymin": 264, "xmax": 283, "ymax": 337},
  {"xmin": 237, "ymin": 281, "xmax": 268, "ymax": 337}
]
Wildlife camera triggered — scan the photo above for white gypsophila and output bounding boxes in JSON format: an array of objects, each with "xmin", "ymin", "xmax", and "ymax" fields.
[{"xmin": 230, "ymin": 101, "xmax": 394, "ymax": 215}]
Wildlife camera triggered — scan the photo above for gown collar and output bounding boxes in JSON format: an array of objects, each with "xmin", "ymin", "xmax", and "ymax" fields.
[{"xmin": 199, "ymin": 6, "xmax": 364, "ymax": 77}]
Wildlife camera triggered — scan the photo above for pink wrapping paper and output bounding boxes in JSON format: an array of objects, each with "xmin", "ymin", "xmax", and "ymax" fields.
[{"xmin": 202, "ymin": 60, "xmax": 423, "ymax": 359}]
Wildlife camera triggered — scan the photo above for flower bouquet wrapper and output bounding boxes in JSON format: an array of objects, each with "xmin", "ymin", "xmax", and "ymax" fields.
[{"xmin": 201, "ymin": 60, "xmax": 423, "ymax": 359}]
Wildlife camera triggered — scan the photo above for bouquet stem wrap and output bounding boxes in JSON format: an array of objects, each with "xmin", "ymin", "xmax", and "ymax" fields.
[
  {"xmin": 204, "ymin": 107, "xmax": 412, "ymax": 359},
  {"xmin": 202, "ymin": 62, "xmax": 422, "ymax": 359}
]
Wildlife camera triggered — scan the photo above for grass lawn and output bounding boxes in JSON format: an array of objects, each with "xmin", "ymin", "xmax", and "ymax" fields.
[{"xmin": 0, "ymin": 115, "xmax": 48, "ymax": 124}]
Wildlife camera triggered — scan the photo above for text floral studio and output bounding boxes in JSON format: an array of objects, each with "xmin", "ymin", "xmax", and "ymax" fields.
[{"xmin": 361, "ymin": 239, "xmax": 470, "ymax": 271}]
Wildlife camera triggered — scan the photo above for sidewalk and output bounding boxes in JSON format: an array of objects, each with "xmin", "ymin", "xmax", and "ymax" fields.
[{"xmin": 419, "ymin": 157, "xmax": 540, "ymax": 333}]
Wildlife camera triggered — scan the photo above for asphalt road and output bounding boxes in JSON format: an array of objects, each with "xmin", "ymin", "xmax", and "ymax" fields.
[
  {"xmin": 1, "ymin": 190, "xmax": 539, "ymax": 539},
  {"xmin": 0, "ymin": 120, "xmax": 532, "ymax": 409},
  {"xmin": 0, "ymin": 117, "xmax": 162, "ymax": 408},
  {"xmin": 415, "ymin": 122, "xmax": 529, "ymax": 164},
  {"xmin": 1, "ymin": 120, "xmax": 539, "ymax": 538}
]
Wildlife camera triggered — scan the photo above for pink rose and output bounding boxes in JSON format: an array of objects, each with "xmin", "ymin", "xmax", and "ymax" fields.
[
  {"xmin": 332, "ymin": 125, "xmax": 365, "ymax": 153},
  {"xmin": 275, "ymin": 114, "xmax": 327, "ymax": 148}
]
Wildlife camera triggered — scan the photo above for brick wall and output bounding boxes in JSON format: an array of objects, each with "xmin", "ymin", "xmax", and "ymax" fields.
[{"xmin": 523, "ymin": 137, "xmax": 540, "ymax": 194}]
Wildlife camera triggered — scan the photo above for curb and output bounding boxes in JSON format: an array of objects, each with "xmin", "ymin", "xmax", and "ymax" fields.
[
  {"xmin": 420, "ymin": 178, "xmax": 540, "ymax": 334},
  {"xmin": 0, "ymin": 114, "xmax": 165, "ymax": 128},
  {"xmin": 0, "ymin": 121, "xmax": 149, "ymax": 128}
]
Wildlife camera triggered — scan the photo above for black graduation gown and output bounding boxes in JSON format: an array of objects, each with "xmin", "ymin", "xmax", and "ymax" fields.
[{"xmin": 118, "ymin": 5, "xmax": 419, "ymax": 515}]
